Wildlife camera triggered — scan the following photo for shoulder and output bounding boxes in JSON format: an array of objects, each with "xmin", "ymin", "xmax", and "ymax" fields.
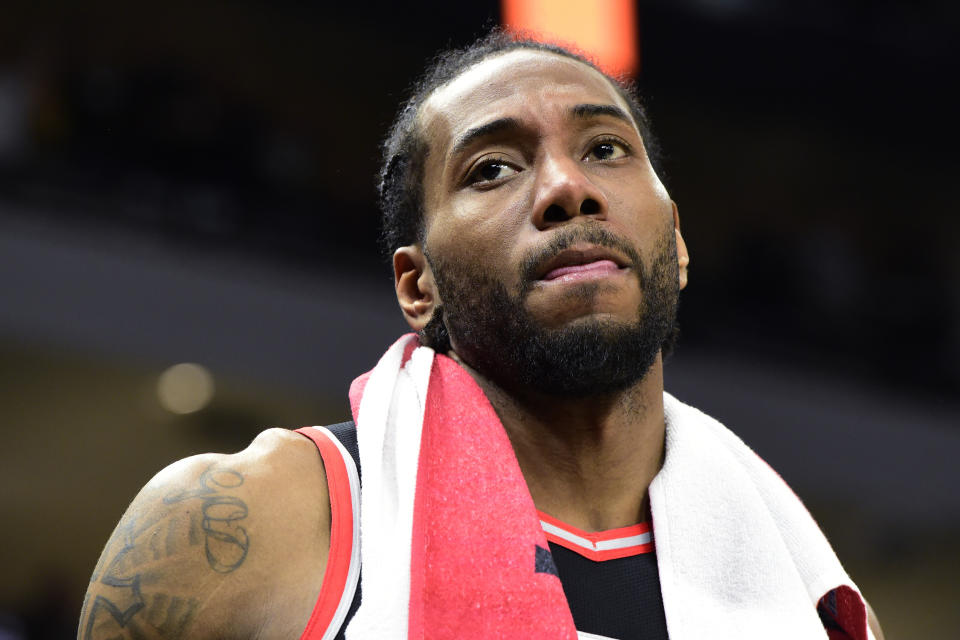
[{"xmin": 79, "ymin": 427, "xmax": 333, "ymax": 640}]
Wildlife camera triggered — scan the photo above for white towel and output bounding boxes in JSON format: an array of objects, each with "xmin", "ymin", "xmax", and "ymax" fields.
[
  {"xmin": 652, "ymin": 393, "xmax": 871, "ymax": 639},
  {"xmin": 345, "ymin": 337, "xmax": 433, "ymax": 639},
  {"xmin": 341, "ymin": 334, "xmax": 870, "ymax": 639}
]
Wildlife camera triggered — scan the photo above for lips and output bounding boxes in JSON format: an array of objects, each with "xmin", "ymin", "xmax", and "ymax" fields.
[
  {"xmin": 537, "ymin": 246, "xmax": 630, "ymax": 282},
  {"xmin": 543, "ymin": 259, "xmax": 620, "ymax": 281}
]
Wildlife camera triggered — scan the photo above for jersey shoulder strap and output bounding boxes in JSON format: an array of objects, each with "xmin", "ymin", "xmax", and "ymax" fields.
[
  {"xmin": 325, "ymin": 420, "xmax": 360, "ymax": 480},
  {"xmin": 294, "ymin": 421, "xmax": 361, "ymax": 640}
]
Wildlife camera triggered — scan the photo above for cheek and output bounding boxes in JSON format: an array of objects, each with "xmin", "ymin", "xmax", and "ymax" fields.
[
  {"xmin": 605, "ymin": 172, "xmax": 673, "ymax": 231},
  {"xmin": 428, "ymin": 188, "xmax": 531, "ymax": 268}
]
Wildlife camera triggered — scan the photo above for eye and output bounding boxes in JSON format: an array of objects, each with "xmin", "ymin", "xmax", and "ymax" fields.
[
  {"xmin": 467, "ymin": 158, "xmax": 520, "ymax": 186},
  {"xmin": 584, "ymin": 138, "xmax": 629, "ymax": 162}
]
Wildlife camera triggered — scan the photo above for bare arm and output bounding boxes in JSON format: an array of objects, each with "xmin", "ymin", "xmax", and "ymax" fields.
[{"xmin": 78, "ymin": 429, "xmax": 331, "ymax": 640}]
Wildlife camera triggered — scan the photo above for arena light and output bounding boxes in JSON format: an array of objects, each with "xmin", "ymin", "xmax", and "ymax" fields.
[
  {"xmin": 157, "ymin": 362, "xmax": 215, "ymax": 414},
  {"xmin": 501, "ymin": 0, "xmax": 639, "ymax": 77}
]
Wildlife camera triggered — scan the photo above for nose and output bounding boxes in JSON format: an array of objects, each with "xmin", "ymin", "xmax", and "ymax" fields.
[{"xmin": 531, "ymin": 153, "xmax": 609, "ymax": 229}]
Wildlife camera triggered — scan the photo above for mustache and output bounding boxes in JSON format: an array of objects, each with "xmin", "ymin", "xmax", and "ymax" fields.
[{"xmin": 519, "ymin": 224, "xmax": 643, "ymax": 287}]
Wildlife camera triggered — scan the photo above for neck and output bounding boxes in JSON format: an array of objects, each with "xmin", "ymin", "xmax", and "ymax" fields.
[{"xmin": 450, "ymin": 352, "xmax": 666, "ymax": 533}]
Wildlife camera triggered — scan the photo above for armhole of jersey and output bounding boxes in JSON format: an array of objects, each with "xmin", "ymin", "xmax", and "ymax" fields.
[{"xmin": 295, "ymin": 426, "xmax": 361, "ymax": 640}]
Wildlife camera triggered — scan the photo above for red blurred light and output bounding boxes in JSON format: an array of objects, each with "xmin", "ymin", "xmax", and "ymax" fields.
[{"xmin": 501, "ymin": 0, "xmax": 639, "ymax": 77}]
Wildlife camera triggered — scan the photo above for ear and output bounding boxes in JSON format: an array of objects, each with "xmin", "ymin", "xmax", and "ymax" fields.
[
  {"xmin": 672, "ymin": 201, "xmax": 690, "ymax": 290},
  {"xmin": 394, "ymin": 245, "xmax": 440, "ymax": 331}
]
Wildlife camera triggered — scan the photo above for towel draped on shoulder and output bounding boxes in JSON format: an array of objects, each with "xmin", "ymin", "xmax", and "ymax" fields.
[{"xmin": 344, "ymin": 334, "xmax": 871, "ymax": 640}]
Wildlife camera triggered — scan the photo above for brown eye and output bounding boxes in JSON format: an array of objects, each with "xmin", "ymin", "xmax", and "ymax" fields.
[
  {"xmin": 585, "ymin": 140, "xmax": 628, "ymax": 162},
  {"xmin": 469, "ymin": 160, "xmax": 519, "ymax": 185},
  {"xmin": 480, "ymin": 162, "xmax": 507, "ymax": 181}
]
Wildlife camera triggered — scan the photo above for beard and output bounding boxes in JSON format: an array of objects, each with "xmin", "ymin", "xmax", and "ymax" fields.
[{"xmin": 421, "ymin": 224, "xmax": 680, "ymax": 398}]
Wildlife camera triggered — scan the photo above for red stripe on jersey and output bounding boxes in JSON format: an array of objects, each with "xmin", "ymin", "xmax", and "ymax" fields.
[
  {"xmin": 538, "ymin": 511, "xmax": 654, "ymax": 562},
  {"xmin": 296, "ymin": 427, "xmax": 358, "ymax": 640}
]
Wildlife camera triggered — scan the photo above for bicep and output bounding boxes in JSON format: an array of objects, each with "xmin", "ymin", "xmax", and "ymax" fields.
[{"xmin": 78, "ymin": 455, "xmax": 255, "ymax": 640}]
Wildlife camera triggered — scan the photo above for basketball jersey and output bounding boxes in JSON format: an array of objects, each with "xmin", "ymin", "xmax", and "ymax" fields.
[
  {"xmin": 541, "ymin": 513, "xmax": 668, "ymax": 640},
  {"xmin": 295, "ymin": 422, "xmax": 669, "ymax": 640}
]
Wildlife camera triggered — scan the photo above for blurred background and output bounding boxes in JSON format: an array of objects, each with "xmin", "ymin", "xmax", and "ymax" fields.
[{"xmin": 1, "ymin": 1, "xmax": 958, "ymax": 637}]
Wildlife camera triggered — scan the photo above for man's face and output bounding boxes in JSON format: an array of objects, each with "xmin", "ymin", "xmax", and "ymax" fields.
[{"xmin": 415, "ymin": 50, "xmax": 684, "ymax": 396}]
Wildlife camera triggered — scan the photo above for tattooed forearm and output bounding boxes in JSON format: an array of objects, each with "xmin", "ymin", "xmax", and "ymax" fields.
[{"xmin": 164, "ymin": 466, "xmax": 250, "ymax": 573}]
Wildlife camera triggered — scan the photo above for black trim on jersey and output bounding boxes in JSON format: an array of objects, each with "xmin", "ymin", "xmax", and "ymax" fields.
[
  {"xmin": 548, "ymin": 542, "xmax": 668, "ymax": 640},
  {"xmin": 326, "ymin": 420, "xmax": 360, "ymax": 484},
  {"xmin": 325, "ymin": 420, "xmax": 361, "ymax": 640}
]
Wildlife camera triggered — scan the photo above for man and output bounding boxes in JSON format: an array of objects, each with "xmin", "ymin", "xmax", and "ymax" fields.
[{"xmin": 79, "ymin": 32, "xmax": 884, "ymax": 639}]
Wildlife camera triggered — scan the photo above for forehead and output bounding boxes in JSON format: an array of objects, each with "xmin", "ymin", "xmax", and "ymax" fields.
[{"xmin": 419, "ymin": 49, "xmax": 636, "ymax": 150}]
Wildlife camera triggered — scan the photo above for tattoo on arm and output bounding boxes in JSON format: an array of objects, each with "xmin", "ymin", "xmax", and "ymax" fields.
[
  {"xmin": 163, "ymin": 467, "xmax": 250, "ymax": 573},
  {"xmin": 79, "ymin": 512, "xmax": 201, "ymax": 639},
  {"xmin": 78, "ymin": 465, "xmax": 250, "ymax": 639}
]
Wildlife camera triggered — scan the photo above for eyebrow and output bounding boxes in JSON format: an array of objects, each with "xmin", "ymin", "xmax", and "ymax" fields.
[
  {"xmin": 571, "ymin": 103, "xmax": 634, "ymax": 126},
  {"xmin": 450, "ymin": 117, "xmax": 522, "ymax": 157},
  {"xmin": 448, "ymin": 104, "xmax": 635, "ymax": 158}
]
